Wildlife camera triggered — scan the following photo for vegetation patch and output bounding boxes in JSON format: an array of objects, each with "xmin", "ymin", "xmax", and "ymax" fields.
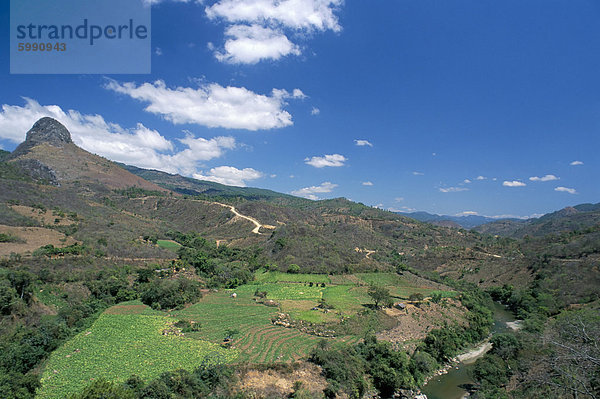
[
  {"xmin": 156, "ymin": 239, "xmax": 181, "ymax": 250},
  {"xmin": 253, "ymin": 270, "xmax": 331, "ymax": 284},
  {"xmin": 37, "ymin": 302, "xmax": 236, "ymax": 399},
  {"xmin": 173, "ymin": 289, "xmax": 323, "ymax": 363}
]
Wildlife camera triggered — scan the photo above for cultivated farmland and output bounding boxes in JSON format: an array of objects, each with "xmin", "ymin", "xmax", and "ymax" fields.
[{"xmin": 37, "ymin": 302, "xmax": 235, "ymax": 399}]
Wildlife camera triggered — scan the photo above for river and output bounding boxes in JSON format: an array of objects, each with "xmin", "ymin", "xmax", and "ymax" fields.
[{"xmin": 421, "ymin": 302, "xmax": 517, "ymax": 399}]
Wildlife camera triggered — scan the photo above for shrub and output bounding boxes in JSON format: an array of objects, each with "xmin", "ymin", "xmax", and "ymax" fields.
[
  {"xmin": 141, "ymin": 278, "xmax": 201, "ymax": 310},
  {"xmin": 288, "ymin": 264, "xmax": 300, "ymax": 274}
]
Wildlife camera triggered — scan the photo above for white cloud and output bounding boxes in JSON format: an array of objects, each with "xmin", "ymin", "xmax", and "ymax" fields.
[
  {"xmin": 206, "ymin": 0, "xmax": 342, "ymax": 31},
  {"xmin": 304, "ymin": 153, "xmax": 346, "ymax": 168},
  {"xmin": 292, "ymin": 89, "xmax": 307, "ymax": 99},
  {"xmin": 310, "ymin": 107, "xmax": 320, "ymax": 115},
  {"xmin": 106, "ymin": 79, "xmax": 302, "ymax": 131},
  {"xmin": 475, "ymin": 175, "xmax": 486, "ymax": 180},
  {"xmin": 354, "ymin": 139, "xmax": 373, "ymax": 147},
  {"xmin": 554, "ymin": 186, "xmax": 578, "ymax": 195},
  {"xmin": 412, "ymin": 171, "xmax": 424, "ymax": 176},
  {"xmin": 570, "ymin": 160, "xmax": 584, "ymax": 166},
  {"xmin": 214, "ymin": 24, "xmax": 301, "ymax": 64},
  {"xmin": 439, "ymin": 187, "xmax": 468, "ymax": 193},
  {"xmin": 362, "ymin": 181, "xmax": 373, "ymax": 186},
  {"xmin": 463, "ymin": 179, "xmax": 471, "ymax": 184},
  {"xmin": 291, "ymin": 181, "xmax": 337, "ymax": 200},
  {"xmin": 394, "ymin": 197, "xmax": 404, "ymax": 202},
  {"xmin": 0, "ymin": 98, "xmax": 237, "ymax": 177},
  {"xmin": 193, "ymin": 166, "xmax": 263, "ymax": 187},
  {"xmin": 206, "ymin": 0, "xmax": 342, "ymax": 64},
  {"xmin": 529, "ymin": 174, "xmax": 559, "ymax": 182},
  {"xmin": 503, "ymin": 180, "xmax": 526, "ymax": 187},
  {"xmin": 155, "ymin": 47, "xmax": 163, "ymax": 56}
]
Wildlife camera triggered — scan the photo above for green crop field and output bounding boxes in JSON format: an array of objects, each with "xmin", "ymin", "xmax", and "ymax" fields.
[
  {"xmin": 173, "ymin": 289, "xmax": 323, "ymax": 363},
  {"xmin": 156, "ymin": 239, "xmax": 181, "ymax": 250},
  {"xmin": 37, "ymin": 270, "xmax": 455, "ymax": 398},
  {"xmin": 37, "ymin": 302, "xmax": 236, "ymax": 399},
  {"xmin": 253, "ymin": 270, "xmax": 331, "ymax": 284}
]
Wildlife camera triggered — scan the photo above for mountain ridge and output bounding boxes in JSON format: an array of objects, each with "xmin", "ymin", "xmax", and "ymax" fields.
[{"xmin": 7, "ymin": 117, "xmax": 169, "ymax": 191}]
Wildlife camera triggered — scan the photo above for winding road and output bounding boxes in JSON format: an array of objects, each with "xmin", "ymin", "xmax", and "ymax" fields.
[{"xmin": 215, "ymin": 203, "xmax": 275, "ymax": 235}]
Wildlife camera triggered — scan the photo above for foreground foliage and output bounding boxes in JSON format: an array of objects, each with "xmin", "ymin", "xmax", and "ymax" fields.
[{"xmin": 37, "ymin": 307, "xmax": 236, "ymax": 399}]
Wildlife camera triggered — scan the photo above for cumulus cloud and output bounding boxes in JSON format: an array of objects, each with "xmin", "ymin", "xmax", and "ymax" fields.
[
  {"xmin": 291, "ymin": 181, "xmax": 337, "ymax": 200},
  {"xmin": 570, "ymin": 160, "xmax": 584, "ymax": 166},
  {"xmin": 193, "ymin": 166, "xmax": 263, "ymax": 187},
  {"xmin": 0, "ymin": 98, "xmax": 237, "ymax": 177},
  {"xmin": 439, "ymin": 187, "xmax": 468, "ymax": 193},
  {"xmin": 529, "ymin": 174, "xmax": 559, "ymax": 182},
  {"xmin": 503, "ymin": 180, "xmax": 526, "ymax": 187},
  {"xmin": 463, "ymin": 179, "xmax": 471, "ymax": 184},
  {"xmin": 304, "ymin": 153, "xmax": 347, "ymax": 168},
  {"xmin": 475, "ymin": 176, "xmax": 487, "ymax": 180},
  {"xmin": 215, "ymin": 24, "xmax": 300, "ymax": 64},
  {"xmin": 354, "ymin": 139, "xmax": 373, "ymax": 147},
  {"xmin": 412, "ymin": 171, "xmax": 424, "ymax": 176},
  {"xmin": 362, "ymin": 181, "xmax": 373, "ymax": 186},
  {"xmin": 554, "ymin": 186, "xmax": 578, "ymax": 195},
  {"xmin": 106, "ymin": 79, "xmax": 303, "ymax": 131},
  {"xmin": 206, "ymin": 0, "xmax": 342, "ymax": 31},
  {"xmin": 311, "ymin": 107, "xmax": 320, "ymax": 115},
  {"xmin": 206, "ymin": 0, "xmax": 342, "ymax": 63}
]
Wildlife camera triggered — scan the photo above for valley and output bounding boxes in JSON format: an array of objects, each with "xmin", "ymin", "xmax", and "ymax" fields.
[{"xmin": 0, "ymin": 118, "xmax": 598, "ymax": 399}]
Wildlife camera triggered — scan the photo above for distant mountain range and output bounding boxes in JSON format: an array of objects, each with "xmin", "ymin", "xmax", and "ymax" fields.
[
  {"xmin": 474, "ymin": 203, "xmax": 600, "ymax": 237},
  {"xmin": 396, "ymin": 211, "xmax": 519, "ymax": 229}
]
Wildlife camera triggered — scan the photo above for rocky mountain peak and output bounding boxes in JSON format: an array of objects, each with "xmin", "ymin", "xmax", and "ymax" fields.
[
  {"xmin": 25, "ymin": 117, "xmax": 72, "ymax": 146},
  {"xmin": 11, "ymin": 117, "xmax": 73, "ymax": 158}
]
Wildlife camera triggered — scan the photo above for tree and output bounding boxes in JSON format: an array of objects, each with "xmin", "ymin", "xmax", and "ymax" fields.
[
  {"xmin": 288, "ymin": 264, "xmax": 300, "ymax": 274},
  {"xmin": 525, "ymin": 309, "xmax": 600, "ymax": 399},
  {"xmin": 368, "ymin": 285, "xmax": 392, "ymax": 309}
]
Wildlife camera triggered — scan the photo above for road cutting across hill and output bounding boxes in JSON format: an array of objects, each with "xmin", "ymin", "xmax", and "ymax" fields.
[{"xmin": 215, "ymin": 202, "xmax": 276, "ymax": 235}]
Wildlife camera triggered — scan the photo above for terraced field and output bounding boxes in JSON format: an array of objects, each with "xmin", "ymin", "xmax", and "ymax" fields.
[{"xmin": 174, "ymin": 288, "xmax": 323, "ymax": 363}]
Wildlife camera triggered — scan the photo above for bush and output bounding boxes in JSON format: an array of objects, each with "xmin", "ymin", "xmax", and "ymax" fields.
[
  {"xmin": 69, "ymin": 378, "xmax": 134, "ymax": 399},
  {"xmin": 288, "ymin": 264, "xmax": 300, "ymax": 274},
  {"xmin": 141, "ymin": 278, "xmax": 201, "ymax": 310}
]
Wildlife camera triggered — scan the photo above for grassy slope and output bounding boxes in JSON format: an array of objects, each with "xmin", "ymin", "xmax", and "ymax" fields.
[{"xmin": 37, "ymin": 302, "xmax": 236, "ymax": 399}]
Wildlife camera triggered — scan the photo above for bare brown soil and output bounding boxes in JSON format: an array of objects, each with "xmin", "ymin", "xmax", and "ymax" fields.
[
  {"xmin": 237, "ymin": 362, "xmax": 327, "ymax": 398},
  {"xmin": 10, "ymin": 205, "xmax": 75, "ymax": 226},
  {"xmin": 0, "ymin": 224, "xmax": 77, "ymax": 256},
  {"xmin": 376, "ymin": 299, "xmax": 468, "ymax": 351}
]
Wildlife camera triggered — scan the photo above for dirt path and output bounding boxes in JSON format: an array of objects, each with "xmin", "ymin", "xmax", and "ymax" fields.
[
  {"xmin": 354, "ymin": 247, "xmax": 376, "ymax": 259},
  {"xmin": 129, "ymin": 196, "xmax": 275, "ymax": 236},
  {"xmin": 215, "ymin": 203, "xmax": 275, "ymax": 235}
]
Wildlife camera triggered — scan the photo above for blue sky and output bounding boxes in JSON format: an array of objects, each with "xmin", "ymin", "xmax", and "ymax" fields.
[{"xmin": 0, "ymin": 0, "xmax": 598, "ymax": 218}]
